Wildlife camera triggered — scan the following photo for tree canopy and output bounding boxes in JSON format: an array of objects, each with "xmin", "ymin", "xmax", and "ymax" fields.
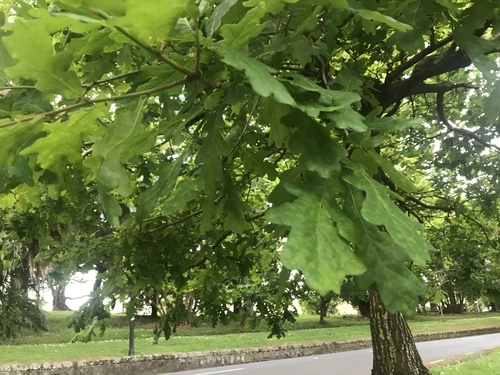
[{"xmin": 0, "ymin": 0, "xmax": 499, "ymax": 372}]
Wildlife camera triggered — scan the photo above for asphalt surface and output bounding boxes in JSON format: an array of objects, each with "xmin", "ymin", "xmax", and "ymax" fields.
[{"xmin": 162, "ymin": 333, "xmax": 500, "ymax": 375}]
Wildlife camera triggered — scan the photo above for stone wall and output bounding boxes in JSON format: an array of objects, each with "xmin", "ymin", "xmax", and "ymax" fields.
[{"xmin": 1, "ymin": 327, "xmax": 499, "ymax": 375}]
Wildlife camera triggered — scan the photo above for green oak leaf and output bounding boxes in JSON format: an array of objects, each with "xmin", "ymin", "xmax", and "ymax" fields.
[
  {"xmin": 109, "ymin": 0, "xmax": 197, "ymax": 43},
  {"xmin": 205, "ymin": 0, "xmax": 239, "ymax": 38},
  {"xmin": 342, "ymin": 161, "xmax": 430, "ymax": 265},
  {"xmin": 454, "ymin": 28, "xmax": 497, "ymax": 81},
  {"xmin": 243, "ymin": 0, "xmax": 298, "ymax": 14},
  {"xmin": 0, "ymin": 38, "xmax": 15, "ymax": 83},
  {"xmin": 365, "ymin": 149, "xmax": 417, "ymax": 193},
  {"xmin": 344, "ymin": 190, "xmax": 423, "ymax": 315},
  {"xmin": 4, "ymin": 21, "xmax": 84, "ymax": 99},
  {"xmin": 91, "ymin": 100, "xmax": 154, "ymax": 196},
  {"xmin": 220, "ymin": 2, "xmax": 266, "ymax": 49},
  {"xmin": 20, "ymin": 106, "xmax": 105, "ymax": 171},
  {"xmin": 0, "ymin": 156, "xmax": 34, "ymax": 192},
  {"xmin": 161, "ymin": 178, "xmax": 199, "ymax": 216},
  {"xmin": 259, "ymin": 98, "xmax": 292, "ymax": 147},
  {"xmin": 366, "ymin": 117, "xmax": 422, "ymax": 133},
  {"xmin": 355, "ymin": 227, "xmax": 423, "ymax": 315},
  {"xmin": 485, "ymin": 81, "xmax": 500, "ymax": 123},
  {"xmin": 136, "ymin": 157, "xmax": 184, "ymax": 220},
  {"xmin": 324, "ymin": 107, "xmax": 368, "ymax": 132},
  {"xmin": 195, "ymin": 109, "xmax": 232, "ymax": 192},
  {"xmin": 289, "ymin": 122, "xmax": 347, "ymax": 178},
  {"xmin": 265, "ymin": 178, "xmax": 366, "ymax": 295},
  {"xmin": 355, "ymin": 9, "xmax": 412, "ymax": 32},
  {"xmin": 222, "ymin": 177, "xmax": 250, "ymax": 234},
  {"xmin": 0, "ymin": 119, "xmax": 43, "ymax": 166},
  {"xmin": 213, "ymin": 44, "xmax": 296, "ymax": 106}
]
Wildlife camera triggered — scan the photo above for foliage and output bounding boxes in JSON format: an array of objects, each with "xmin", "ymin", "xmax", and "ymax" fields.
[
  {"xmin": 0, "ymin": 3, "xmax": 499, "ymax": 370},
  {"xmin": 0, "ymin": 279, "xmax": 47, "ymax": 340}
]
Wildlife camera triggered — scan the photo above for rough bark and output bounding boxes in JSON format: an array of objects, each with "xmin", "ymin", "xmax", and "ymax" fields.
[{"xmin": 369, "ymin": 284, "xmax": 430, "ymax": 375}]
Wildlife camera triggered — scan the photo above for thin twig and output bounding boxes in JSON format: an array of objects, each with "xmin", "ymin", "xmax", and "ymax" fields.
[
  {"xmin": 0, "ymin": 85, "xmax": 36, "ymax": 91},
  {"xmin": 82, "ymin": 69, "xmax": 142, "ymax": 89},
  {"xmin": 229, "ymin": 97, "xmax": 261, "ymax": 156},
  {"xmin": 0, "ymin": 77, "xmax": 187, "ymax": 128},
  {"xmin": 436, "ymin": 91, "xmax": 500, "ymax": 152},
  {"xmin": 91, "ymin": 8, "xmax": 197, "ymax": 78}
]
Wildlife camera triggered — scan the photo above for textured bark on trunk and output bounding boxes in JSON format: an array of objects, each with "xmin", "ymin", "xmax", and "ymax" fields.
[{"xmin": 369, "ymin": 284, "xmax": 430, "ymax": 375}]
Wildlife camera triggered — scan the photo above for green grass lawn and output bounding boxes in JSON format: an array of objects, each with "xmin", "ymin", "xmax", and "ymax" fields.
[
  {"xmin": 0, "ymin": 312, "xmax": 499, "ymax": 365},
  {"xmin": 431, "ymin": 349, "xmax": 500, "ymax": 374}
]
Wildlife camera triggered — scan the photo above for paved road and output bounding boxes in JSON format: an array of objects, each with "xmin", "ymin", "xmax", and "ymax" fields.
[{"xmin": 162, "ymin": 333, "xmax": 500, "ymax": 375}]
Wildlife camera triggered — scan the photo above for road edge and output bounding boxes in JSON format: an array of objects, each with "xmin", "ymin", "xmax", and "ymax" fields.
[{"xmin": 1, "ymin": 327, "xmax": 500, "ymax": 375}]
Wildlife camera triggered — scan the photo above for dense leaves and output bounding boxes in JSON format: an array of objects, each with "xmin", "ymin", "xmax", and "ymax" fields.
[{"xmin": 0, "ymin": 1, "xmax": 499, "ymax": 360}]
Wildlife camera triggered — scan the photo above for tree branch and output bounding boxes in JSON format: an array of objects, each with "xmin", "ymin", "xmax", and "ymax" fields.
[
  {"xmin": 436, "ymin": 91, "xmax": 500, "ymax": 152},
  {"xmin": 386, "ymin": 35, "xmax": 454, "ymax": 83},
  {"xmin": 0, "ymin": 77, "xmax": 188, "ymax": 128},
  {"xmin": 91, "ymin": 8, "xmax": 198, "ymax": 79}
]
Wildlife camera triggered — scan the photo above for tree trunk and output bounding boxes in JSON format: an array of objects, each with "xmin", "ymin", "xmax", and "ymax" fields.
[
  {"xmin": 369, "ymin": 284, "xmax": 430, "ymax": 375},
  {"xmin": 51, "ymin": 284, "xmax": 70, "ymax": 311},
  {"xmin": 319, "ymin": 296, "xmax": 328, "ymax": 324}
]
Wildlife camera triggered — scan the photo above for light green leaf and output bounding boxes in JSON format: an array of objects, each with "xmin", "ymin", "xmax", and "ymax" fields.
[
  {"xmin": 212, "ymin": 44, "xmax": 296, "ymax": 106},
  {"xmin": 355, "ymin": 9, "xmax": 412, "ymax": 32},
  {"xmin": 20, "ymin": 106, "xmax": 104, "ymax": 171},
  {"xmin": 87, "ymin": 100, "xmax": 154, "ymax": 225},
  {"xmin": 109, "ymin": 0, "xmax": 197, "ymax": 43},
  {"xmin": 342, "ymin": 161, "xmax": 430, "ymax": 265},
  {"xmin": 0, "ymin": 39, "xmax": 15, "ymax": 83},
  {"xmin": 265, "ymin": 178, "xmax": 366, "ymax": 295},
  {"xmin": 4, "ymin": 21, "xmax": 84, "ymax": 99},
  {"xmin": 355, "ymin": 228, "xmax": 423, "ymax": 315},
  {"xmin": 205, "ymin": 0, "xmax": 239, "ymax": 37},
  {"xmin": 0, "ymin": 119, "xmax": 43, "ymax": 165},
  {"xmin": 243, "ymin": 0, "xmax": 298, "ymax": 15}
]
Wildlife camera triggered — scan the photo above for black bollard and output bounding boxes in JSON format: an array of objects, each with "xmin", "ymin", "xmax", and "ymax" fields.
[{"xmin": 128, "ymin": 316, "xmax": 136, "ymax": 356}]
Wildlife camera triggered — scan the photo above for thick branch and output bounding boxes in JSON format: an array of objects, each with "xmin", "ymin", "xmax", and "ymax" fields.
[{"xmin": 386, "ymin": 35, "xmax": 454, "ymax": 83}]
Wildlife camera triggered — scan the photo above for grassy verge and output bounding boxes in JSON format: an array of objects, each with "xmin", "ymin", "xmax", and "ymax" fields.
[
  {"xmin": 0, "ymin": 312, "xmax": 499, "ymax": 365},
  {"xmin": 431, "ymin": 349, "xmax": 500, "ymax": 374}
]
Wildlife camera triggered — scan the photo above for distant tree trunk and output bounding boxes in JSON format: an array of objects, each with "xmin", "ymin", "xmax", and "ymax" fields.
[
  {"xmin": 369, "ymin": 284, "xmax": 430, "ymax": 375},
  {"xmin": 319, "ymin": 296, "xmax": 328, "ymax": 324},
  {"xmin": 357, "ymin": 299, "xmax": 370, "ymax": 317},
  {"xmin": 51, "ymin": 284, "xmax": 70, "ymax": 311},
  {"xmin": 233, "ymin": 298, "xmax": 243, "ymax": 315}
]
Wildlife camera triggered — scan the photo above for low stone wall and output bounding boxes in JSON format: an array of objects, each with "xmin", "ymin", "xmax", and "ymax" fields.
[{"xmin": 2, "ymin": 327, "xmax": 499, "ymax": 375}]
